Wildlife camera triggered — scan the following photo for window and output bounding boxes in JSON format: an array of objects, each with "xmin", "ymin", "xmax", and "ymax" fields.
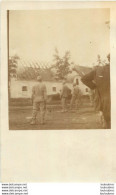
[
  {"xmin": 53, "ymin": 87, "xmax": 56, "ymax": 92},
  {"xmin": 86, "ymin": 88, "xmax": 88, "ymax": 92},
  {"xmin": 22, "ymin": 86, "xmax": 27, "ymax": 91}
]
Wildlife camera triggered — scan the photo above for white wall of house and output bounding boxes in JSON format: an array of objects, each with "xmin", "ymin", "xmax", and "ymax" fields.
[
  {"xmin": 10, "ymin": 77, "xmax": 89, "ymax": 98},
  {"xmin": 10, "ymin": 78, "xmax": 73, "ymax": 98},
  {"xmin": 73, "ymin": 75, "xmax": 89, "ymax": 95}
]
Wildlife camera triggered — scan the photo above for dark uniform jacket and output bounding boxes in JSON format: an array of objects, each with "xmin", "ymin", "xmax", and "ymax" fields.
[
  {"xmin": 81, "ymin": 64, "xmax": 111, "ymax": 128},
  {"xmin": 61, "ymin": 84, "xmax": 71, "ymax": 98}
]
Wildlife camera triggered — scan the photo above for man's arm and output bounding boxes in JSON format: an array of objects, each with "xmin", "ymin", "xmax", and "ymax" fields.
[{"xmin": 81, "ymin": 70, "xmax": 96, "ymax": 89}]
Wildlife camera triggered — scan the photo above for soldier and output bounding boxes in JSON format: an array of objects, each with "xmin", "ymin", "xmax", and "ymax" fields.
[
  {"xmin": 89, "ymin": 88, "xmax": 95, "ymax": 106},
  {"xmin": 81, "ymin": 54, "xmax": 111, "ymax": 128},
  {"xmin": 60, "ymin": 80, "xmax": 70, "ymax": 112},
  {"xmin": 70, "ymin": 82, "xmax": 82, "ymax": 110},
  {"xmin": 30, "ymin": 75, "xmax": 47, "ymax": 125}
]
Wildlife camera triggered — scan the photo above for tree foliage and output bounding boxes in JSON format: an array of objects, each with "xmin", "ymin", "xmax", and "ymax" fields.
[
  {"xmin": 97, "ymin": 55, "xmax": 106, "ymax": 66},
  {"xmin": 53, "ymin": 48, "xmax": 72, "ymax": 80},
  {"xmin": 8, "ymin": 55, "xmax": 20, "ymax": 79},
  {"xmin": 8, "ymin": 54, "xmax": 20, "ymax": 99}
]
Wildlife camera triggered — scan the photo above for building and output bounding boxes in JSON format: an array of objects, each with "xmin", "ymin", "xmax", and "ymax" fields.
[
  {"xmin": 10, "ymin": 62, "xmax": 72, "ymax": 98},
  {"xmin": 10, "ymin": 78, "xmax": 72, "ymax": 98},
  {"xmin": 67, "ymin": 65, "xmax": 92, "ymax": 95},
  {"xmin": 9, "ymin": 60, "xmax": 92, "ymax": 98}
]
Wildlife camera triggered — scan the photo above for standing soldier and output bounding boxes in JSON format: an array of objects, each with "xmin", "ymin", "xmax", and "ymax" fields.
[
  {"xmin": 81, "ymin": 54, "xmax": 111, "ymax": 128},
  {"xmin": 60, "ymin": 80, "xmax": 70, "ymax": 112},
  {"xmin": 70, "ymin": 82, "xmax": 82, "ymax": 110},
  {"xmin": 30, "ymin": 75, "xmax": 47, "ymax": 125}
]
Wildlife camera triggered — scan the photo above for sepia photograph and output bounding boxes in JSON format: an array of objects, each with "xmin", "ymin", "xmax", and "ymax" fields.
[
  {"xmin": 1, "ymin": 1, "xmax": 116, "ymax": 183},
  {"xmin": 8, "ymin": 9, "xmax": 111, "ymax": 130}
]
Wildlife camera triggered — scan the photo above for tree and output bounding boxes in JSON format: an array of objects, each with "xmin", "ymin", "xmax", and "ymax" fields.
[
  {"xmin": 9, "ymin": 55, "xmax": 19, "ymax": 78},
  {"xmin": 52, "ymin": 48, "xmax": 72, "ymax": 80},
  {"xmin": 97, "ymin": 55, "xmax": 106, "ymax": 66},
  {"xmin": 8, "ymin": 54, "xmax": 20, "ymax": 99}
]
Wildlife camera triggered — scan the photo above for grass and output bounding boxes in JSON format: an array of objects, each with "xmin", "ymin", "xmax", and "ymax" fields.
[{"xmin": 9, "ymin": 102, "xmax": 104, "ymax": 130}]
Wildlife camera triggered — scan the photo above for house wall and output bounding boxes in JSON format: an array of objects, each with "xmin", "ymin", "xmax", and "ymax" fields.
[
  {"xmin": 73, "ymin": 75, "xmax": 89, "ymax": 95},
  {"xmin": 10, "ymin": 79, "xmax": 73, "ymax": 98},
  {"xmin": 10, "ymin": 77, "xmax": 89, "ymax": 98}
]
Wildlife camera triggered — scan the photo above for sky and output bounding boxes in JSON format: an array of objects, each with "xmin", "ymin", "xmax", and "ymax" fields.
[{"xmin": 9, "ymin": 9, "xmax": 110, "ymax": 67}]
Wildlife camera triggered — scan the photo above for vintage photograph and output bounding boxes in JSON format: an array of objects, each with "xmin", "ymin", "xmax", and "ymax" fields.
[{"xmin": 8, "ymin": 9, "xmax": 111, "ymax": 130}]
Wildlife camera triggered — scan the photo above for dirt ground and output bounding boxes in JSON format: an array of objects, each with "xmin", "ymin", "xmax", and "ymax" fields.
[{"xmin": 9, "ymin": 103, "xmax": 105, "ymax": 130}]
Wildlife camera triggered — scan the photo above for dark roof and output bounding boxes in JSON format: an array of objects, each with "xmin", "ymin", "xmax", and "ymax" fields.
[
  {"xmin": 73, "ymin": 65, "xmax": 92, "ymax": 77},
  {"xmin": 16, "ymin": 59, "xmax": 92, "ymax": 81},
  {"xmin": 17, "ymin": 66, "xmax": 54, "ymax": 81}
]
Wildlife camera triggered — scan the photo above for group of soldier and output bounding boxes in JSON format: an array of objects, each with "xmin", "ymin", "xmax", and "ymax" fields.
[
  {"xmin": 60, "ymin": 80, "xmax": 82, "ymax": 112},
  {"xmin": 30, "ymin": 54, "xmax": 111, "ymax": 129},
  {"xmin": 30, "ymin": 76, "xmax": 82, "ymax": 125}
]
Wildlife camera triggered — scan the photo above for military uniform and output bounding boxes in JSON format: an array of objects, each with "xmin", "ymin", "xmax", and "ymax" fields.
[
  {"xmin": 60, "ymin": 83, "xmax": 70, "ymax": 112},
  {"xmin": 70, "ymin": 85, "xmax": 82, "ymax": 109},
  {"xmin": 81, "ymin": 63, "xmax": 111, "ymax": 128},
  {"xmin": 31, "ymin": 80, "xmax": 47, "ymax": 125}
]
